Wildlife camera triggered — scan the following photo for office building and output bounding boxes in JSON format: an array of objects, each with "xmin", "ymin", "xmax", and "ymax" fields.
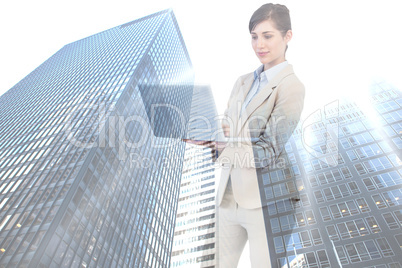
[
  {"xmin": 0, "ymin": 9, "xmax": 193, "ymax": 267},
  {"xmin": 171, "ymin": 85, "xmax": 220, "ymax": 267},
  {"xmin": 259, "ymin": 79, "xmax": 402, "ymax": 267}
]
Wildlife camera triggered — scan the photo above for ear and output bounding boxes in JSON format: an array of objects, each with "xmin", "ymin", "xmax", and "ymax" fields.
[{"xmin": 285, "ymin": 30, "xmax": 293, "ymax": 42}]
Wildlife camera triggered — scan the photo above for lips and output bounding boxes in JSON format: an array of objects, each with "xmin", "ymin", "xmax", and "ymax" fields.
[{"xmin": 257, "ymin": 52, "xmax": 269, "ymax": 56}]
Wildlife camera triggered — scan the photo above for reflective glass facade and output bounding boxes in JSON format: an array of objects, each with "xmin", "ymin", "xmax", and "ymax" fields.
[
  {"xmin": 171, "ymin": 86, "xmax": 219, "ymax": 267},
  {"xmin": 259, "ymin": 80, "xmax": 402, "ymax": 267},
  {"xmin": 0, "ymin": 9, "xmax": 194, "ymax": 267}
]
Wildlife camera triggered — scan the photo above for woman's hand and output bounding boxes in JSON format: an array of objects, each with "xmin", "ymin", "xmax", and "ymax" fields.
[
  {"xmin": 181, "ymin": 139, "xmax": 227, "ymax": 161},
  {"xmin": 181, "ymin": 139, "xmax": 227, "ymax": 149},
  {"xmin": 181, "ymin": 122, "xmax": 230, "ymax": 160}
]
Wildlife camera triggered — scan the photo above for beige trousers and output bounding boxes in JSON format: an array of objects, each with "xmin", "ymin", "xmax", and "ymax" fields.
[{"xmin": 217, "ymin": 179, "xmax": 271, "ymax": 267}]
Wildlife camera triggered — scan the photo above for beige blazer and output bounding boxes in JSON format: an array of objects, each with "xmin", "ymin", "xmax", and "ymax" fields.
[{"xmin": 216, "ymin": 64, "xmax": 305, "ymax": 209}]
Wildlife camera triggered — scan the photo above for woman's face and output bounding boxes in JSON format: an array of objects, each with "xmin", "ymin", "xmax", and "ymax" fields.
[{"xmin": 251, "ymin": 20, "xmax": 292, "ymax": 70}]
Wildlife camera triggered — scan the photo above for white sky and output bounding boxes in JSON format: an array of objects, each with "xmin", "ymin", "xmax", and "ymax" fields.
[
  {"xmin": 1, "ymin": 0, "xmax": 402, "ymax": 116},
  {"xmin": 1, "ymin": 0, "xmax": 402, "ymax": 266}
]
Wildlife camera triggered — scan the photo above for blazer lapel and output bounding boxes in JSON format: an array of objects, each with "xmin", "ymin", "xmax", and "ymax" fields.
[
  {"xmin": 237, "ymin": 64, "xmax": 295, "ymax": 135},
  {"xmin": 232, "ymin": 74, "xmax": 254, "ymax": 132},
  {"xmin": 235, "ymin": 74, "xmax": 254, "ymax": 108}
]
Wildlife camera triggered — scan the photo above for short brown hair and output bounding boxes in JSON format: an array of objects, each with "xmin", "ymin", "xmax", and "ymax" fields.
[{"xmin": 249, "ymin": 3, "xmax": 291, "ymax": 36}]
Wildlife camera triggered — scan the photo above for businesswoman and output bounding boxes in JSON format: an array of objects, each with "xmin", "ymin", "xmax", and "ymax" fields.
[{"xmin": 216, "ymin": 3, "xmax": 305, "ymax": 267}]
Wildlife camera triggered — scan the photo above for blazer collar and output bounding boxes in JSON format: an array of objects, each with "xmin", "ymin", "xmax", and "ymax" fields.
[{"xmin": 236, "ymin": 64, "xmax": 295, "ymax": 134}]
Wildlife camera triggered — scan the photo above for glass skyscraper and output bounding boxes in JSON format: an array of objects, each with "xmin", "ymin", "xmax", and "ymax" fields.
[
  {"xmin": 171, "ymin": 85, "xmax": 220, "ymax": 268},
  {"xmin": 259, "ymin": 80, "xmax": 402, "ymax": 267},
  {"xmin": 0, "ymin": 9, "xmax": 194, "ymax": 268}
]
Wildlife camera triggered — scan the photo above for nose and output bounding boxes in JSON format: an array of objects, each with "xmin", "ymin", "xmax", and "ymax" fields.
[{"xmin": 257, "ymin": 37, "xmax": 264, "ymax": 49}]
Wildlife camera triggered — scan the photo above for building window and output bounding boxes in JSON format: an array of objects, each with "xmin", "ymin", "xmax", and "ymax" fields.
[
  {"xmin": 376, "ymin": 237, "xmax": 394, "ymax": 257},
  {"xmin": 326, "ymin": 225, "xmax": 339, "ymax": 241},
  {"xmin": 365, "ymin": 216, "xmax": 381, "ymax": 233},
  {"xmin": 335, "ymin": 246, "xmax": 349, "ymax": 265},
  {"xmin": 345, "ymin": 240, "xmax": 381, "ymax": 263},
  {"xmin": 395, "ymin": 234, "xmax": 402, "ymax": 249},
  {"xmin": 274, "ymin": 236, "xmax": 285, "ymax": 253},
  {"xmin": 363, "ymin": 156, "xmax": 393, "ymax": 173},
  {"xmin": 382, "ymin": 212, "xmax": 399, "ymax": 229},
  {"xmin": 316, "ymin": 250, "xmax": 330, "ymax": 267},
  {"xmin": 363, "ymin": 177, "xmax": 376, "ymax": 191}
]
